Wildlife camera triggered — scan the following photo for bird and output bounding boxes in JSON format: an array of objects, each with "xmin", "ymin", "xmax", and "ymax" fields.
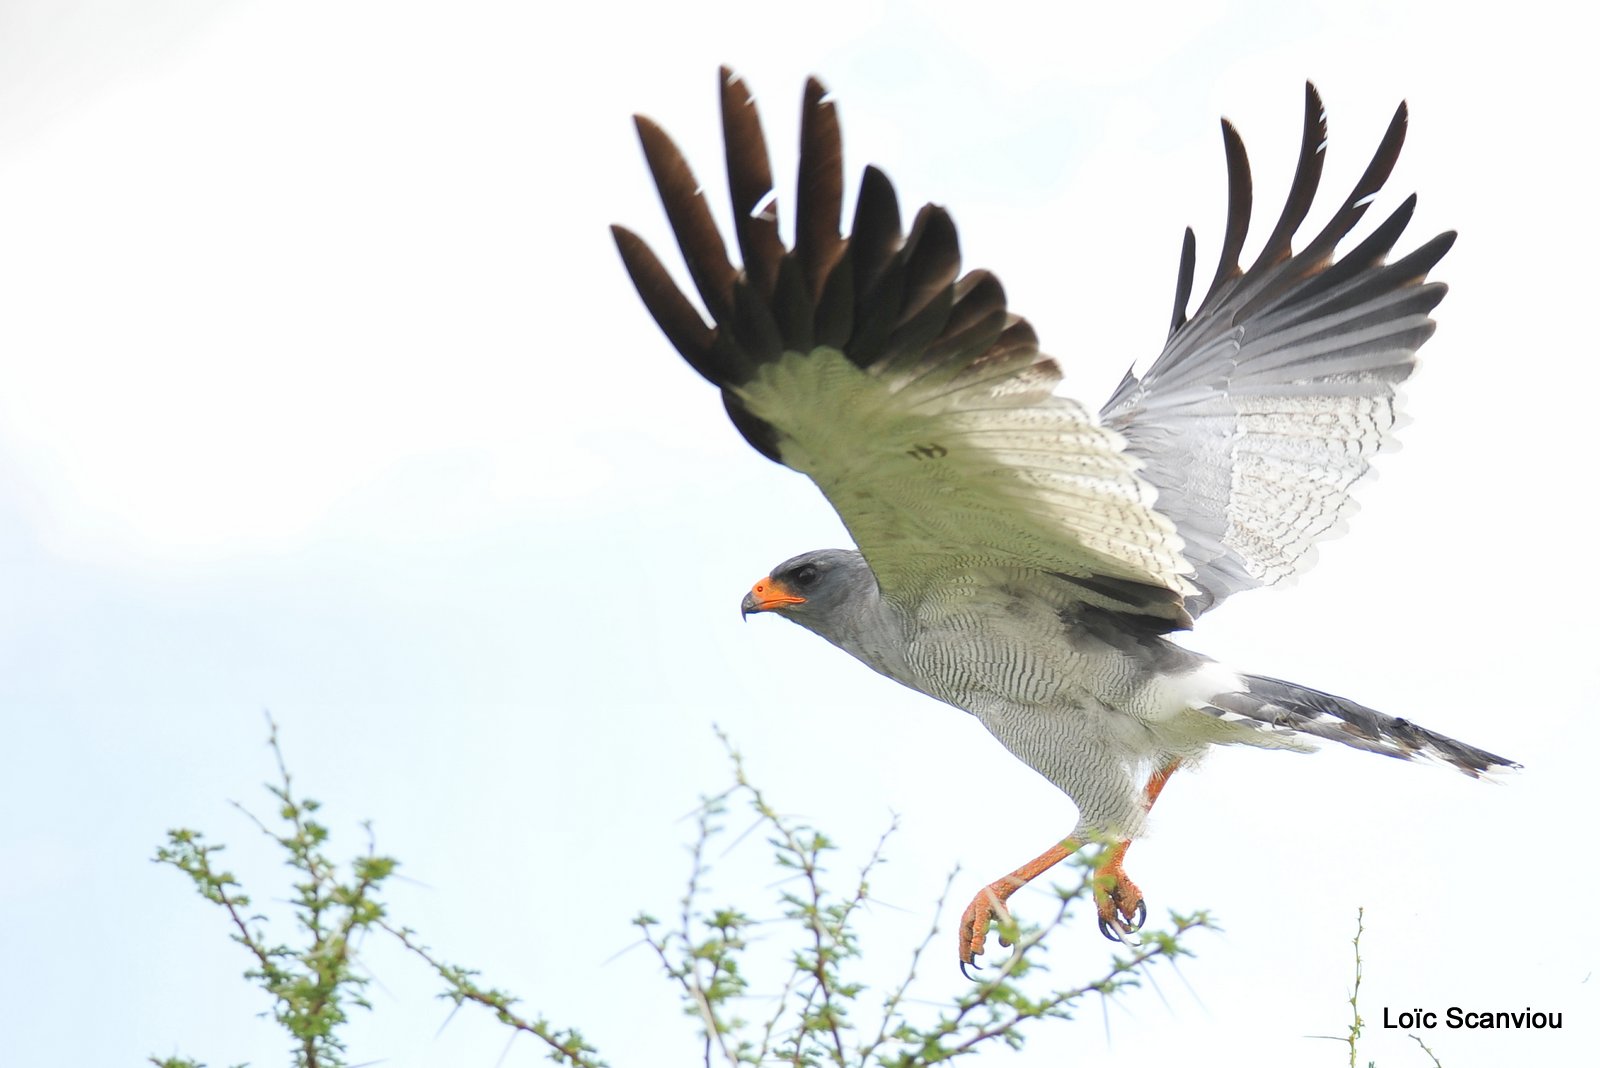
[{"xmin": 611, "ymin": 68, "xmax": 1517, "ymax": 974}]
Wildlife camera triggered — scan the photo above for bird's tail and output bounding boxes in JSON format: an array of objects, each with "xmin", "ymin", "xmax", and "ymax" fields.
[{"xmin": 1209, "ymin": 673, "xmax": 1519, "ymax": 777}]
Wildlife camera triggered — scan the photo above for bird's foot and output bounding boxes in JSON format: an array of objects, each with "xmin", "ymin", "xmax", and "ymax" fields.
[
  {"xmin": 955, "ymin": 837, "xmax": 1081, "ymax": 977},
  {"xmin": 957, "ymin": 883, "xmax": 1018, "ymax": 979},
  {"xmin": 1094, "ymin": 864, "xmax": 1147, "ymax": 943}
]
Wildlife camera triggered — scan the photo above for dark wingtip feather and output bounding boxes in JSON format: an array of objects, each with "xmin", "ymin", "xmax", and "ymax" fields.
[
  {"xmin": 1298, "ymin": 97, "xmax": 1410, "ymax": 265},
  {"xmin": 795, "ymin": 77, "xmax": 845, "ymax": 299},
  {"xmin": 1169, "ymin": 227, "xmax": 1197, "ymax": 337},
  {"xmin": 720, "ymin": 67, "xmax": 784, "ymax": 298},
  {"xmin": 849, "ymin": 164, "xmax": 904, "ymax": 298},
  {"xmin": 1304, "ymin": 80, "xmax": 1326, "ymax": 133},
  {"xmin": 625, "ymin": 72, "xmax": 1060, "ymax": 480},
  {"xmin": 897, "ymin": 204, "xmax": 962, "ymax": 328},
  {"xmin": 611, "ymin": 224, "xmax": 720, "ymax": 383},
  {"xmin": 1269, "ymin": 193, "xmax": 1417, "ymax": 314},
  {"xmin": 1200, "ymin": 118, "xmax": 1253, "ymax": 307},
  {"xmin": 634, "ymin": 114, "xmax": 739, "ymax": 324},
  {"xmin": 1248, "ymin": 82, "xmax": 1328, "ymax": 273},
  {"xmin": 1385, "ymin": 228, "xmax": 1457, "ymax": 285},
  {"xmin": 729, "ymin": 278, "xmax": 784, "ymax": 364}
]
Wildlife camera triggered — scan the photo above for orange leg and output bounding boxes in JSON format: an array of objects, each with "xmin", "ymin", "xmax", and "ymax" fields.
[
  {"xmin": 957, "ymin": 760, "xmax": 1182, "ymax": 972},
  {"xmin": 1093, "ymin": 759, "xmax": 1181, "ymax": 940},
  {"xmin": 958, "ymin": 837, "xmax": 1084, "ymax": 973}
]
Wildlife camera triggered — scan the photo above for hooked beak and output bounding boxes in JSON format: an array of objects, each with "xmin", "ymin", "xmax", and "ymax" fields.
[{"xmin": 740, "ymin": 575, "xmax": 806, "ymax": 620}]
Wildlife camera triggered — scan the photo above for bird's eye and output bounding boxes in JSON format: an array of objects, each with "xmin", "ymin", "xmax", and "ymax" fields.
[{"xmin": 792, "ymin": 565, "xmax": 819, "ymax": 588}]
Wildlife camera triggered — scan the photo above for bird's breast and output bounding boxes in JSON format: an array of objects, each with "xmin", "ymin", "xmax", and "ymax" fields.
[{"xmin": 904, "ymin": 592, "xmax": 1108, "ymax": 710}]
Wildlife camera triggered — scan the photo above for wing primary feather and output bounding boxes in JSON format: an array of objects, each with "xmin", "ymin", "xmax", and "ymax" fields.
[
  {"xmin": 882, "ymin": 284, "xmax": 954, "ymax": 371},
  {"xmin": 795, "ymin": 78, "xmax": 845, "ymax": 301},
  {"xmin": 813, "ymin": 245, "xmax": 854, "ymax": 349},
  {"xmin": 719, "ymin": 67, "xmax": 785, "ymax": 299},
  {"xmin": 1255, "ymin": 201, "xmax": 1452, "ymax": 327},
  {"xmin": 951, "ymin": 319, "xmax": 1051, "ymax": 388},
  {"xmin": 1380, "ymin": 230, "xmax": 1457, "ymax": 288},
  {"xmin": 1244, "ymin": 194, "xmax": 1418, "ymax": 321},
  {"xmin": 1168, "ymin": 227, "xmax": 1197, "ymax": 337},
  {"xmin": 1230, "ymin": 102, "xmax": 1411, "ymax": 321},
  {"xmin": 611, "ymin": 224, "xmax": 721, "ymax": 382},
  {"xmin": 875, "ymin": 207, "xmax": 960, "ymax": 372},
  {"xmin": 919, "ymin": 304, "xmax": 1008, "ymax": 372},
  {"xmin": 633, "ymin": 116, "xmax": 739, "ymax": 327},
  {"xmin": 729, "ymin": 277, "xmax": 784, "ymax": 364},
  {"xmin": 847, "ymin": 246, "xmax": 907, "ymax": 363},
  {"xmin": 769, "ymin": 254, "xmax": 815, "ymax": 353},
  {"xmin": 1297, "ymin": 101, "xmax": 1409, "ymax": 268},
  {"xmin": 946, "ymin": 270, "xmax": 1006, "ymax": 337},
  {"xmin": 849, "ymin": 165, "xmax": 904, "ymax": 301},
  {"xmin": 1246, "ymin": 82, "xmax": 1328, "ymax": 274},
  {"xmin": 1198, "ymin": 119, "xmax": 1253, "ymax": 309},
  {"xmin": 906, "ymin": 270, "xmax": 1007, "ymax": 380},
  {"xmin": 897, "ymin": 205, "xmax": 962, "ymax": 329},
  {"xmin": 994, "ymin": 317, "xmax": 1042, "ymax": 360}
]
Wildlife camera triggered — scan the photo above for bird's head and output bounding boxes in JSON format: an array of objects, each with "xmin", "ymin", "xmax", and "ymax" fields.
[{"xmin": 740, "ymin": 549, "xmax": 872, "ymax": 631}]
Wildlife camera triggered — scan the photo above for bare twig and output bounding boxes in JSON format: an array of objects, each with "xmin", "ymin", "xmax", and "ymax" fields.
[
  {"xmin": 1349, "ymin": 907, "xmax": 1365, "ymax": 1068},
  {"xmin": 381, "ymin": 921, "xmax": 606, "ymax": 1068},
  {"xmin": 1409, "ymin": 1030, "xmax": 1444, "ymax": 1068}
]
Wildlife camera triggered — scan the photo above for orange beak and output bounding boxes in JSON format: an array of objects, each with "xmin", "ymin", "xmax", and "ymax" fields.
[{"xmin": 741, "ymin": 575, "xmax": 806, "ymax": 618}]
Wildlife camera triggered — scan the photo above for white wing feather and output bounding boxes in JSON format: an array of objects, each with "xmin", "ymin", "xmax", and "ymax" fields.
[{"xmin": 1102, "ymin": 87, "xmax": 1454, "ymax": 613}]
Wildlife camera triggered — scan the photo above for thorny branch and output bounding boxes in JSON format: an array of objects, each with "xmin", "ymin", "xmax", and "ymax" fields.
[{"xmin": 156, "ymin": 720, "xmax": 1212, "ymax": 1067}]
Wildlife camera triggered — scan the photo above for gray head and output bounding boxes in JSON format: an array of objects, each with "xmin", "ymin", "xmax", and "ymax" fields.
[
  {"xmin": 739, "ymin": 548, "xmax": 910, "ymax": 682},
  {"xmin": 739, "ymin": 549, "xmax": 875, "ymax": 633}
]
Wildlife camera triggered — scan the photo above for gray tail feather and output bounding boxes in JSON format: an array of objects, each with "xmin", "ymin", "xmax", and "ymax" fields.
[{"xmin": 1212, "ymin": 673, "xmax": 1520, "ymax": 777}]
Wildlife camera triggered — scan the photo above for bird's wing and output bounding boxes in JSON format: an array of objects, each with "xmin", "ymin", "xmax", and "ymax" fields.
[
  {"xmin": 614, "ymin": 69, "xmax": 1196, "ymax": 625},
  {"xmin": 1100, "ymin": 83, "xmax": 1455, "ymax": 615}
]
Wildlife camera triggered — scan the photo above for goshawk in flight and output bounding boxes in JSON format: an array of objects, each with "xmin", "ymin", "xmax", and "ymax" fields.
[{"xmin": 612, "ymin": 69, "xmax": 1516, "ymax": 973}]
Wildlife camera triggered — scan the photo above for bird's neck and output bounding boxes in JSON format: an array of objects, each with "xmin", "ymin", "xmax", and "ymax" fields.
[{"xmin": 801, "ymin": 584, "xmax": 918, "ymax": 690}]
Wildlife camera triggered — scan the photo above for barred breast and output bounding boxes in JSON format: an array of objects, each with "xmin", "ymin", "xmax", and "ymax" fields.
[{"xmin": 900, "ymin": 583, "xmax": 1198, "ymax": 835}]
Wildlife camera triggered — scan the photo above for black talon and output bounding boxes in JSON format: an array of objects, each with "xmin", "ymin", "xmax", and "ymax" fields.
[
  {"xmin": 1098, "ymin": 898, "xmax": 1148, "ymax": 941},
  {"xmin": 960, "ymin": 959, "xmax": 982, "ymax": 982}
]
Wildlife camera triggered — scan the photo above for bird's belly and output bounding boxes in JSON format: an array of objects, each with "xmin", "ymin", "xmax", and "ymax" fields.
[
  {"xmin": 898, "ymin": 597, "xmax": 1212, "ymax": 835},
  {"xmin": 911, "ymin": 626, "xmax": 1159, "ymax": 833},
  {"xmin": 911, "ymin": 634, "xmax": 1159, "ymax": 771}
]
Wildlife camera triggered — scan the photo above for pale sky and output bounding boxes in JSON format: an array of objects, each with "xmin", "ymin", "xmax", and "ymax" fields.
[{"xmin": 2, "ymin": 2, "xmax": 1595, "ymax": 1066}]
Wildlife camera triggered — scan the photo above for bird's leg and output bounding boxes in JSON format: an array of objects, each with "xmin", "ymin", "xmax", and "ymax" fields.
[
  {"xmin": 957, "ymin": 759, "xmax": 1185, "ymax": 971},
  {"xmin": 958, "ymin": 837, "xmax": 1083, "ymax": 974},
  {"xmin": 1094, "ymin": 759, "xmax": 1181, "ymax": 941}
]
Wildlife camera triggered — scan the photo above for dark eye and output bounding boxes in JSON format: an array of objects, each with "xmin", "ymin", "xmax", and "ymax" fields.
[{"xmin": 792, "ymin": 564, "xmax": 820, "ymax": 588}]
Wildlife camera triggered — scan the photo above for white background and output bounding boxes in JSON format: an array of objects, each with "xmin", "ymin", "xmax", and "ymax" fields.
[{"xmin": 2, "ymin": 1, "xmax": 1594, "ymax": 1065}]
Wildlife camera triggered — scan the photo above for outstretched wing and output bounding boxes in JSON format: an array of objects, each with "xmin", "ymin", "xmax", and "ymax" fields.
[
  {"xmin": 1101, "ymin": 83, "xmax": 1455, "ymax": 615},
  {"xmin": 614, "ymin": 69, "xmax": 1196, "ymax": 625}
]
